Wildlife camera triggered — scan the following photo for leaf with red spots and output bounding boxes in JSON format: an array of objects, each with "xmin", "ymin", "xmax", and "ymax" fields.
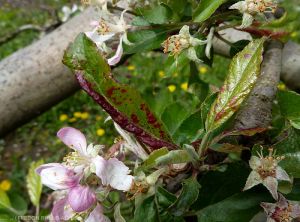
[
  {"xmin": 205, "ymin": 38, "xmax": 265, "ymax": 131},
  {"xmin": 63, "ymin": 33, "xmax": 175, "ymax": 150}
]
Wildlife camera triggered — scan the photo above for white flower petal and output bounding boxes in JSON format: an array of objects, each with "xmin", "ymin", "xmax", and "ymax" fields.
[
  {"xmin": 108, "ymin": 38, "xmax": 123, "ymax": 66},
  {"xmin": 205, "ymin": 27, "xmax": 214, "ymax": 59},
  {"xmin": 249, "ymin": 156, "xmax": 261, "ymax": 170},
  {"xmin": 179, "ymin": 25, "xmax": 190, "ymax": 37},
  {"xmin": 114, "ymin": 123, "xmax": 148, "ymax": 160},
  {"xmin": 262, "ymin": 177, "xmax": 278, "ymax": 200},
  {"xmin": 187, "ymin": 48, "xmax": 203, "ymax": 64},
  {"xmin": 122, "ymin": 32, "xmax": 133, "ymax": 45},
  {"xmin": 57, "ymin": 127, "xmax": 87, "ymax": 155},
  {"xmin": 239, "ymin": 13, "xmax": 254, "ymax": 29},
  {"xmin": 244, "ymin": 170, "xmax": 262, "ymax": 191},
  {"xmin": 276, "ymin": 166, "xmax": 291, "ymax": 182},
  {"xmin": 86, "ymin": 204, "xmax": 111, "ymax": 222},
  {"xmin": 229, "ymin": 1, "xmax": 247, "ymax": 12},
  {"xmin": 94, "ymin": 156, "xmax": 133, "ymax": 191}
]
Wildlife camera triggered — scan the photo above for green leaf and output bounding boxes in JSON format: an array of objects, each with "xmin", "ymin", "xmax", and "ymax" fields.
[
  {"xmin": 9, "ymin": 193, "xmax": 27, "ymax": 216},
  {"xmin": 134, "ymin": 196, "xmax": 158, "ymax": 222},
  {"xmin": 161, "ymin": 102, "xmax": 190, "ymax": 136},
  {"xmin": 193, "ymin": 0, "xmax": 227, "ymax": 23},
  {"xmin": 0, "ymin": 190, "xmax": 11, "ymax": 210},
  {"xmin": 172, "ymin": 110, "xmax": 204, "ymax": 145},
  {"xmin": 275, "ymin": 128, "xmax": 300, "ymax": 178},
  {"xmin": 156, "ymin": 187, "xmax": 176, "ymax": 209},
  {"xmin": 141, "ymin": 4, "xmax": 172, "ymax": 24},
  {"xmin": 142, "ymin": 148, "xmax": 169, "ymax": 170},
  {"xmin": 124, "ymin": 29, "xmax": 168, "ymax": 54},
  {"xmin": 278, "ymin": 90, "xmax": 300, "ymax": 129},
  {"xmin": 0, "ymin": 190, "xmax": 26, "ymax": 216},
  {"xmin": 165, "ymin": 53, "xmax": 190, "ymax": 77},
  {"xmin": 63, "ymin": 33, "xmax": 175, "ymax": 150},
  {"xmin": 0, "ymin": 214, "xmax": 12, "ymax": 222},
  {"xmin": 201, "ymin": 93, "xmax": 218, "ymax": 130},
  {"xmin": 114, "ymin": 203, "xmax": 126, "ymax": 222},
  {"xmin": 169, "ymin": 177, "xmax": 201, "ymax": 216},
  {"xmin": 156, "ymin": 150, "xmax": 192, "ymax": 166},
  {"xmin": 26, "ymin": 159, "xmax": 43, "ymax": 207},
  {"xmin": 192, "ymin": 162, "xmax": 250, "ymax": 210},
  {"xmin": 206, "ymin": 38, "xmax": 265, "ymax": 131},
  {"xmin": 196, "ymin": 190, "xmax": 270, "ymax": 222},
  {"xmin": 143, "ymin": 89, "xmax": 174, "ymax": 118}
]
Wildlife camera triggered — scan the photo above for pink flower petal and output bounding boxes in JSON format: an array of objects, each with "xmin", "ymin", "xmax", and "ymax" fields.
[
  {"xmin": 36, "ymin": 163, "xmax": 62, "ymax": 175},
  {"xmin": 68, "ymin": 185, "xmax": 96, "ymax": 212},
  {"xmin": 57, "ymin": 127, "xmax": 87, "ymax": 154},
  {"xmin": 108, "ymin": 38, "xmax": 123, "ymax": 66},
  {"xmin": 86, "ymin": 204, "xmax": 111, "ymax": 222},
  {"xmin": 51, "ymin": 198, "xmax": 75, "ymax": 222},
  {"xmin": 38, "ymin": 163, "xmax": 80, "ymax": 190}
]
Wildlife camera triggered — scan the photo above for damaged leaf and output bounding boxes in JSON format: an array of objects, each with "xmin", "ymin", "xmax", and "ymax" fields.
[
  {"xmin": 63, "ymin": 33, "xmax": 175, "ymax": 150},
  {"xmin": 206, "ymin": 38, "xmax": 265, "ymax": 131}
]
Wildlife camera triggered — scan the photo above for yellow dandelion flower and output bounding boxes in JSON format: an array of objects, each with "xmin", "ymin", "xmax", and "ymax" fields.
[
  {"xmin": 0, "ymin": 180, "xmax": 11, "ymax": 191},
  {"xmin": 199, "ymin": 66, "xmax": 208, "ymax": 74},
  {"xmin": 69, "ymin": 117, "xmax": 77, "ymax": 123},
  {"xmin": 277, "ymin": 83, "xmax": 286, "ymax": 91},
  {"xmin": 96, "ymin": 115, "xmax": 103, "ymax": 121},
  {"xmin": 181, "ymin": 82, "xmax": 188, "ymax": 91},
  {"xmin": 127, "ymin": 65, "xmax": 135, "ymax": 71},
  {"xmin": 81, "ymin": 112, "xmax": 89, "ymax": 120},
  {"xmin": 168, "ymin": 85, "xmax": 176, "ymax": 93},
  {"xmin": 96, "ymin": 128, "xmax": 105, "ymax": 137},
  {"xmin": 158, "ymin": 70, "xmax": 165, "ymax": 78},
  {"xmin": 59, "ymin": 114, "xmax": 68, "ymax": 122},
  {"xmin": 73, "ymin": 112, "xmax": 82, "ymax": 118}
]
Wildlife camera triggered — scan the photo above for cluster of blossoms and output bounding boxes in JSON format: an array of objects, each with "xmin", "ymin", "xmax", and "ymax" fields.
[
  {"xmin": 162, "ymin": 25, "xmax": 214, "ymax": 64},
  {"xmin": 230, "ymin": 0, "xmax": 278, "ymax": 28},
  {"xmin": 36, "ymin": 127, "xmax": 134, "ymax": 221}
]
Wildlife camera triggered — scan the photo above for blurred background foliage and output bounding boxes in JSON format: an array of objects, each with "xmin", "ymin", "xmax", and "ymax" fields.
[{"xmin": 0, "ymin": 0, "xmax": 299, "ymax": 216}]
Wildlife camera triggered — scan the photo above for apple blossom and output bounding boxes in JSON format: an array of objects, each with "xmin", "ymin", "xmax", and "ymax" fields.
[
  {"xmin": 244, "ymin": 148, "xmax": 290, "ymax": 200},
  {"xmin": 261, "ymin": 193, "xmax": 300, "ymax": 222},
  {"xmin": 229, "ymin": 0, "xmax": 278, "ymax": 28},
  {"xmin": 58, "ymin": 127, "xmax": 134, "ymax": 191},
  {"xmin": 162, "ymin": 25, "xmax": 207, "ymax": 64},
  {"xmin": 36, "ymin": 164, "xmax": 97, "ymax": 220},
  {"xmin": 85, "ymin": 10, "xmax": 132, "ymax": 65}
]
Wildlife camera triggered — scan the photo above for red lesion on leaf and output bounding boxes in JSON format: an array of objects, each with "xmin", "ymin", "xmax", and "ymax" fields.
[
  {"xmin": 215, "ymin": 97, "xmax": 239, "ymax": 122},
  {"xmin": 215, "ymin": 110, "xmax": 226, "ymax": 122},
  {"xmin": 131, "ymin": 114, "xmax": 139, "ymax": 124},
  {"xmin": 140, "ymin": 103, "xmax": 158, "ymax": 125},
  {"xmin": 106, "ymin": 86, "xmax": 118, "ymax": 98},
  {"xmin": 105, "ymin": 86, "xmax": 124, "ymax": 105}
]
